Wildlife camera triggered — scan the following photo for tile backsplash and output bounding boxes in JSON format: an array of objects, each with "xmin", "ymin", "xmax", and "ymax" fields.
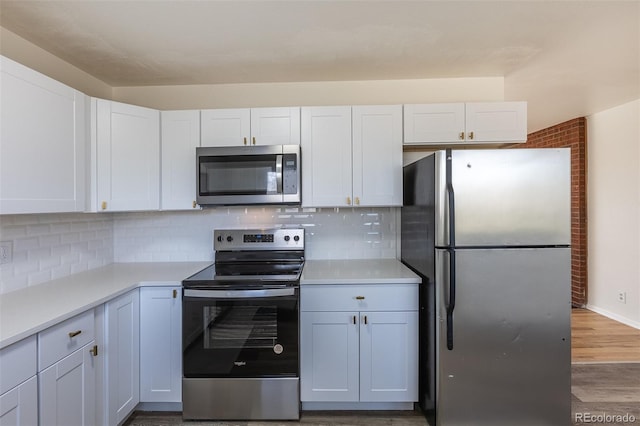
[
  {"xmin": 0, "ymin": 213, "xmax": 114, "ymax": 294},
  {"xmin": 0, "ymin": 207, "xmax": 398, "ymax": 294}
]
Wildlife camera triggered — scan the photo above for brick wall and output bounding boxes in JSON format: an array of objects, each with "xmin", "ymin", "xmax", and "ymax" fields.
[{"xmin": 509, "ymin": 118, "xmax": 587, "ymax": 306}]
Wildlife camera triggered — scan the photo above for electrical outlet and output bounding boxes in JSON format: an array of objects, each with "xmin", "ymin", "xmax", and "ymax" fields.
[
  {"xmin": 0, "ymin": 241, "xmax": 12, "ymax": 264},
  {"xmin": 617, "ymin": 291, "xmax": 627, "ymax": 304}
]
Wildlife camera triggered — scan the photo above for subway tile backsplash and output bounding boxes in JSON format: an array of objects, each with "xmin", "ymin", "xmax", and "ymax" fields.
[
  {"xmin": 0, "ymin": 213, "xmax": 114, "ymax": 294},
  {"xmin": 0, "ymin": 207, "xmax": 398, "ymax": 294}
]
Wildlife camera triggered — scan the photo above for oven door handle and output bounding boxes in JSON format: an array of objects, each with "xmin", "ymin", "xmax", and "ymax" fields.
[{"xmin": 184, "ymin": 288, "xmax": 296, "ymax": 299}]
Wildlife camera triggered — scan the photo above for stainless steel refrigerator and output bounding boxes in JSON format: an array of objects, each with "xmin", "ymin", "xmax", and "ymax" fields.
[{"xmin": 401, "ymin": 148, "xmax": 571, "ymax": 426}]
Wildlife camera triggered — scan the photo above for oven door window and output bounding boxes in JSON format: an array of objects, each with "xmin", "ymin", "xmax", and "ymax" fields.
[
  {"xmin": 199, "ymin": 155, "xmax": 279, "ymax": 196},
  {"xmin": 183, "ymin": 293, "xmax": 298, "ymax": 378}
]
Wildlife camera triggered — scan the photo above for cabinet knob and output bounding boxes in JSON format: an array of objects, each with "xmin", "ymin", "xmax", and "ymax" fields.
[
  {"xmin": 192, "ymin": 200, "xmax": 197, "ymax": 209},
  {"xmin": 243, "ymin": 137, "xmax": 247, "ymax": 145},
  {"xmin": 347, "ymin": 197, "xmax": 352, "ymax": 205},
  {"xmin": 101, "ymin": 201, "xmax": 107, "ymax": 210},
  {"xmin": 252, "ymin": 137, "xmax": 256, "ymax": 145},
  {"xmin": 68, "ymin": 330, "xmax": 82, "ymax": 338},
  {"xmin": 459, "ymin": 132, "xmax": 465, "ymax": 140},
  {"xmin": 173, "ymin": 289, "xmax": 178, "ymax": 298},
  {"xmin": 355, "ymin": 197, "xmax": 360, "ymax": 206},
  {"xmin": 468, "ymin": 131, "xmax": 474, "ymax": 140}
]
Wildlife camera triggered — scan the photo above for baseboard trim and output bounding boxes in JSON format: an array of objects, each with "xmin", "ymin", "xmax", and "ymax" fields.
[
  {"xmin": 585, "ymin": 304, "xmax": 640, "ymax": 330},
  {"xmin": 302, "ymin": 401, "xmax": 415, "ymax": 411}
]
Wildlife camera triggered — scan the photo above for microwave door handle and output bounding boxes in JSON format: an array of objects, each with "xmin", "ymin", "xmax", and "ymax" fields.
[{"xmin": 276, "ymin": 154, "xmax": 283, "ymax": 194}]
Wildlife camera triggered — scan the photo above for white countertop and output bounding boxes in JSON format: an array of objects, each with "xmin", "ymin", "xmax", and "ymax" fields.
[
  {"xmin": 0, "ymin": 262, "xmax": 210, "ymax": 349},
  {"xmin": 300, "ymin": 259, "xmax": 421, "ymax": 285},
  {"xmin": 1, "ymin": 258, "xmax": 420, "ymax": 349}
]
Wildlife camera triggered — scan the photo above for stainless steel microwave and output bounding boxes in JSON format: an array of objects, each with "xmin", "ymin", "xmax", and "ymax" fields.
[{"xmin": 196, "ymin": 145, "xmax": 300, "ymax": 206}]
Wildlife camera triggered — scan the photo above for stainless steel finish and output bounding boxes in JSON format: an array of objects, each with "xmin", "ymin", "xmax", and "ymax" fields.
[
  {"xmin": 435, "ymin": 247, "xmax": 571, "ymax": 425},
  {"xmin": 213, "ymin": 228, "xmax": 304, "ymax": 251},
  {"xmin": 276, "ymin": 154, "xmax": 283, "ymax": 194},
  {"xmin": 182, "ymin": 377, "xmax": 300, "ymax": 420},
  {"xmin": 435, "ymin": 148, "xmax": 571, "ymax": 247},
  {"xmin": 184, "ymin": 287, "xmax": 296, "ymax": 298},
  {"xmin": 196, "ymin": 144, "xmax": 300, "ymax": 206}
]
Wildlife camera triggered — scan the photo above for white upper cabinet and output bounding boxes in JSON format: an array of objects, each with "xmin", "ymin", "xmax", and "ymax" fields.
[
  {"xmin": 403, "ymin": 101, "xmax": 527, "ymax": 145},
  {"xmin": 0, "ymin": 55, "xmax": 86, "ymax": 214},
  {"xmin": 90, "ymin": 98, "xmax": 160, "ymax": 212},
  {"xmin": 302, "ymin": 105, "xmax": 402, "ymax": 208},
  {"xmin": 160, "ymin": 110, "xmax": 200, "ymax": 211},
  {"xmin": 201, "ymin": 107, "xmax": 300, "ymax": 147},
  {"xmin": 352, "ymin": 105, "xmax": 403, "ymax": 207},
  {"xmin": 301, "ymin": 106, "xmax": 353, "ymax": 207}
]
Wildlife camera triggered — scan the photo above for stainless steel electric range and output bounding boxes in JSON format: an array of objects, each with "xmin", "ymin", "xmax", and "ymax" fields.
[{"xmin": 181, "ymin": 227, "xmax": 304, "ymax": 420}]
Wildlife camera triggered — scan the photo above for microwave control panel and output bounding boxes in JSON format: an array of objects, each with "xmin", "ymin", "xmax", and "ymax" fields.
[{"xmin": 283, "ymin": 154, "xmax": 298, "ymax": 195}]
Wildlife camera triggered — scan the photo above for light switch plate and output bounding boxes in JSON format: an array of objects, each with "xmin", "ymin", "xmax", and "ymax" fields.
[{"xmin": 0, "ymin": 241, "xmax": 12, "ymax": 264}]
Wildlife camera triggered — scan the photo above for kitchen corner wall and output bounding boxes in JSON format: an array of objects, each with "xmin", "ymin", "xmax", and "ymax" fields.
[{"xmin": 0, "ymin": 207, "xmax": 397, "ymax": 294}]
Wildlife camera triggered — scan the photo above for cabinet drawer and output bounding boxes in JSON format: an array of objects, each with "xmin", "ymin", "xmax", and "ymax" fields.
[
  {"xmin": 0, "ymin": 335, "xmax": 37, "ymax": 395},
  {"xmin": 38, "ymin": 309, "xmax": 95, "ymax": 371},
  {"xmin": 301, "ymin": 284, "xmax": 418, "ymax": 312}
]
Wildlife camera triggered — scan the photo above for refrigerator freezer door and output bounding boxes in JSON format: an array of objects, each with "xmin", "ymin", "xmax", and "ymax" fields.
[
  {"xmin": 435, "ymin": 247, "xmax": 571, "ymax": 426},
  {"xmin": 435, "ymin": 149, "xmax": 571, "ymax": 247}
]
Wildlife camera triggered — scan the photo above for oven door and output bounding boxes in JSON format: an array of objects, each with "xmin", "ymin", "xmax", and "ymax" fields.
[
  {"xmin": 182, "ymin": 287, "xmax": 299, "ymax": 378},
  {"xmin": 196, "ymin": 145, "xmax": 300, "ymax": 206}
]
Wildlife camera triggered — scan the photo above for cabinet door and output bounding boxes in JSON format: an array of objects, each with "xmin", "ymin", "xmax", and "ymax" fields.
[
  {"xmin": 465, "ymin": 102, "xmax": 527, "ymax": 143},
  {"xmin": 352, "ymin": 105, "xmax": 403, "ymax": 206},
  {"xmin": 0, "ymin": 56, "xmax": 86, "ymax": 214},
  {"xmin": 105, "ymin": 290, "xmax": 139, "ymax": 425},
  {"xmin": 301, "ymin": 106, "xmax": 352, "ymax": 207},
  {"xmin": 0, "ymin": 376, "xmax": 38, "ymax": 426},
  {"xmin": 95, "ymin": 99, "xmax": 160, "ymax": 211},
  {"xmin": 359, "ymin": 311, "xmax": 418, "ymax": 402},
  {"xmin": 139, "ymin": 287, "xmax": 182, "ymax": 403},
  {"xmin": 403, "ymin": 103, "xmax": 465, "ymax": 144},
  {"xmin": 160, "ymin": 110, "xmax": 200, "ymax": 210},
  {"xmin": 250, "ymin": 107, "xmax": 301, "ymax": 145},
  {"xmin": 39, "ymin": 343, "xmax": 96, "ymax": 426},
  {"xmin": 200, "ymin": 108, "xmax": 250, "ymax": 147},
  {"xmin": 300, "ymin": 311, "xmax": 359, "ymax": 402}
]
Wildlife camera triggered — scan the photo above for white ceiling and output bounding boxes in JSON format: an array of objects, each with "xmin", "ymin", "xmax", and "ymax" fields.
[{"xmin": 1, "ymin": 0, "xmax": 638, "ymax": 133}]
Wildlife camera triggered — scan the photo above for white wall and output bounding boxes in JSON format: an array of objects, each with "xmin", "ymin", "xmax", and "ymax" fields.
[
  {"xmin": 111, "ymin": 77, "xmax": 504, "ymax": 110},
  {"xmin": 587, "ymin": 99, "xmax": 640, "ymax": 328}
]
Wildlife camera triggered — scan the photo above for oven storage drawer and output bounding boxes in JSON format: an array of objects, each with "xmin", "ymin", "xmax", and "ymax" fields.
[{"xmin": 301, "ymin": 284, "xmax": 418, "ymax": 312}]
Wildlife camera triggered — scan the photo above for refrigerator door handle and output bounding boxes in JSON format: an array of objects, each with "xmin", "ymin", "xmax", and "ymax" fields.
[
  {"xmin": 445, "ymin": 247, "xmax": 456, "ymax": 350},
  {"xmin": 445, "ymin": 149, "xmax": 456, "ymax": 350}
]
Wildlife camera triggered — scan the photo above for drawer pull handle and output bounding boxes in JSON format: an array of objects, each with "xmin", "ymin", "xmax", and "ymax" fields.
[
  {"xmin": 68, "ymin": 330, "xmax": 82, "ymax": 338},
  {"xmin": 173, "ymin": 289, "xmax": 178, "ymax": 298},
  {"xmin": 363, "ymin": 315, "xmax": 368, "ymax": 325},
  {"xmin": 355, "ymin": 296, "xmax": 365, "ymax": 300},
  {"xmin": 352, "ymin": 315, "xmax": 357, "ymax": 325},
  {"xmin": 89, "ymin": 345, "xmax": 98, "ymax": 357}
]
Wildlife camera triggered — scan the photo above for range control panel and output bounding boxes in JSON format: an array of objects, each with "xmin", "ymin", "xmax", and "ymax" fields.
[{"xmin": 214, "ymin": 228, "xmax": 304, "ymax": 251}]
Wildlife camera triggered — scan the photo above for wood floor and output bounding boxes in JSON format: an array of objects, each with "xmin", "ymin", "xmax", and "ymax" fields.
[{"xmin": 571, "ymin": 308, "xmax": 640, "ymax": 363}]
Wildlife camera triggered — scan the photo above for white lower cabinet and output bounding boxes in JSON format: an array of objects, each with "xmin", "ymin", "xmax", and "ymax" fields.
[
  {"xmin": 300, "ymin": 284, "xmax": 418, "ymax": 405},
  {"xmin": 37, "ymin": 309, "xmax": 97, "ymax": 426},
  {"xmin": 39, "ymin": 343, "xmax": 96, "ymax": 426},
  {"xmin": 0, "ymin": 376, "xmax": 38, "ymax": 426},
  {"xmin": 105, "ymin": 290, "xmax": 140, "ymax": 425},
  {"xmin": 0, "ymin": 336, "xmax": 38, "ymax": 426},
  {"xmin": 139, "ymin": 287, "xmax": 182, "ymax": 403}
]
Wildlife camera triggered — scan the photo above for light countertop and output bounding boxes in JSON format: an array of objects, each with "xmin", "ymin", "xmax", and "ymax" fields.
[
  {"xmin": 300, "ymin": 259, "xmax": 421, "ymax": 285},
  {"xmin": 1, "ymin": 258, "xmax": 420, "ymax": 349},
  {"xmin": 0, "ymin": 262, "xmax": 210, "ymax": 349}
]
